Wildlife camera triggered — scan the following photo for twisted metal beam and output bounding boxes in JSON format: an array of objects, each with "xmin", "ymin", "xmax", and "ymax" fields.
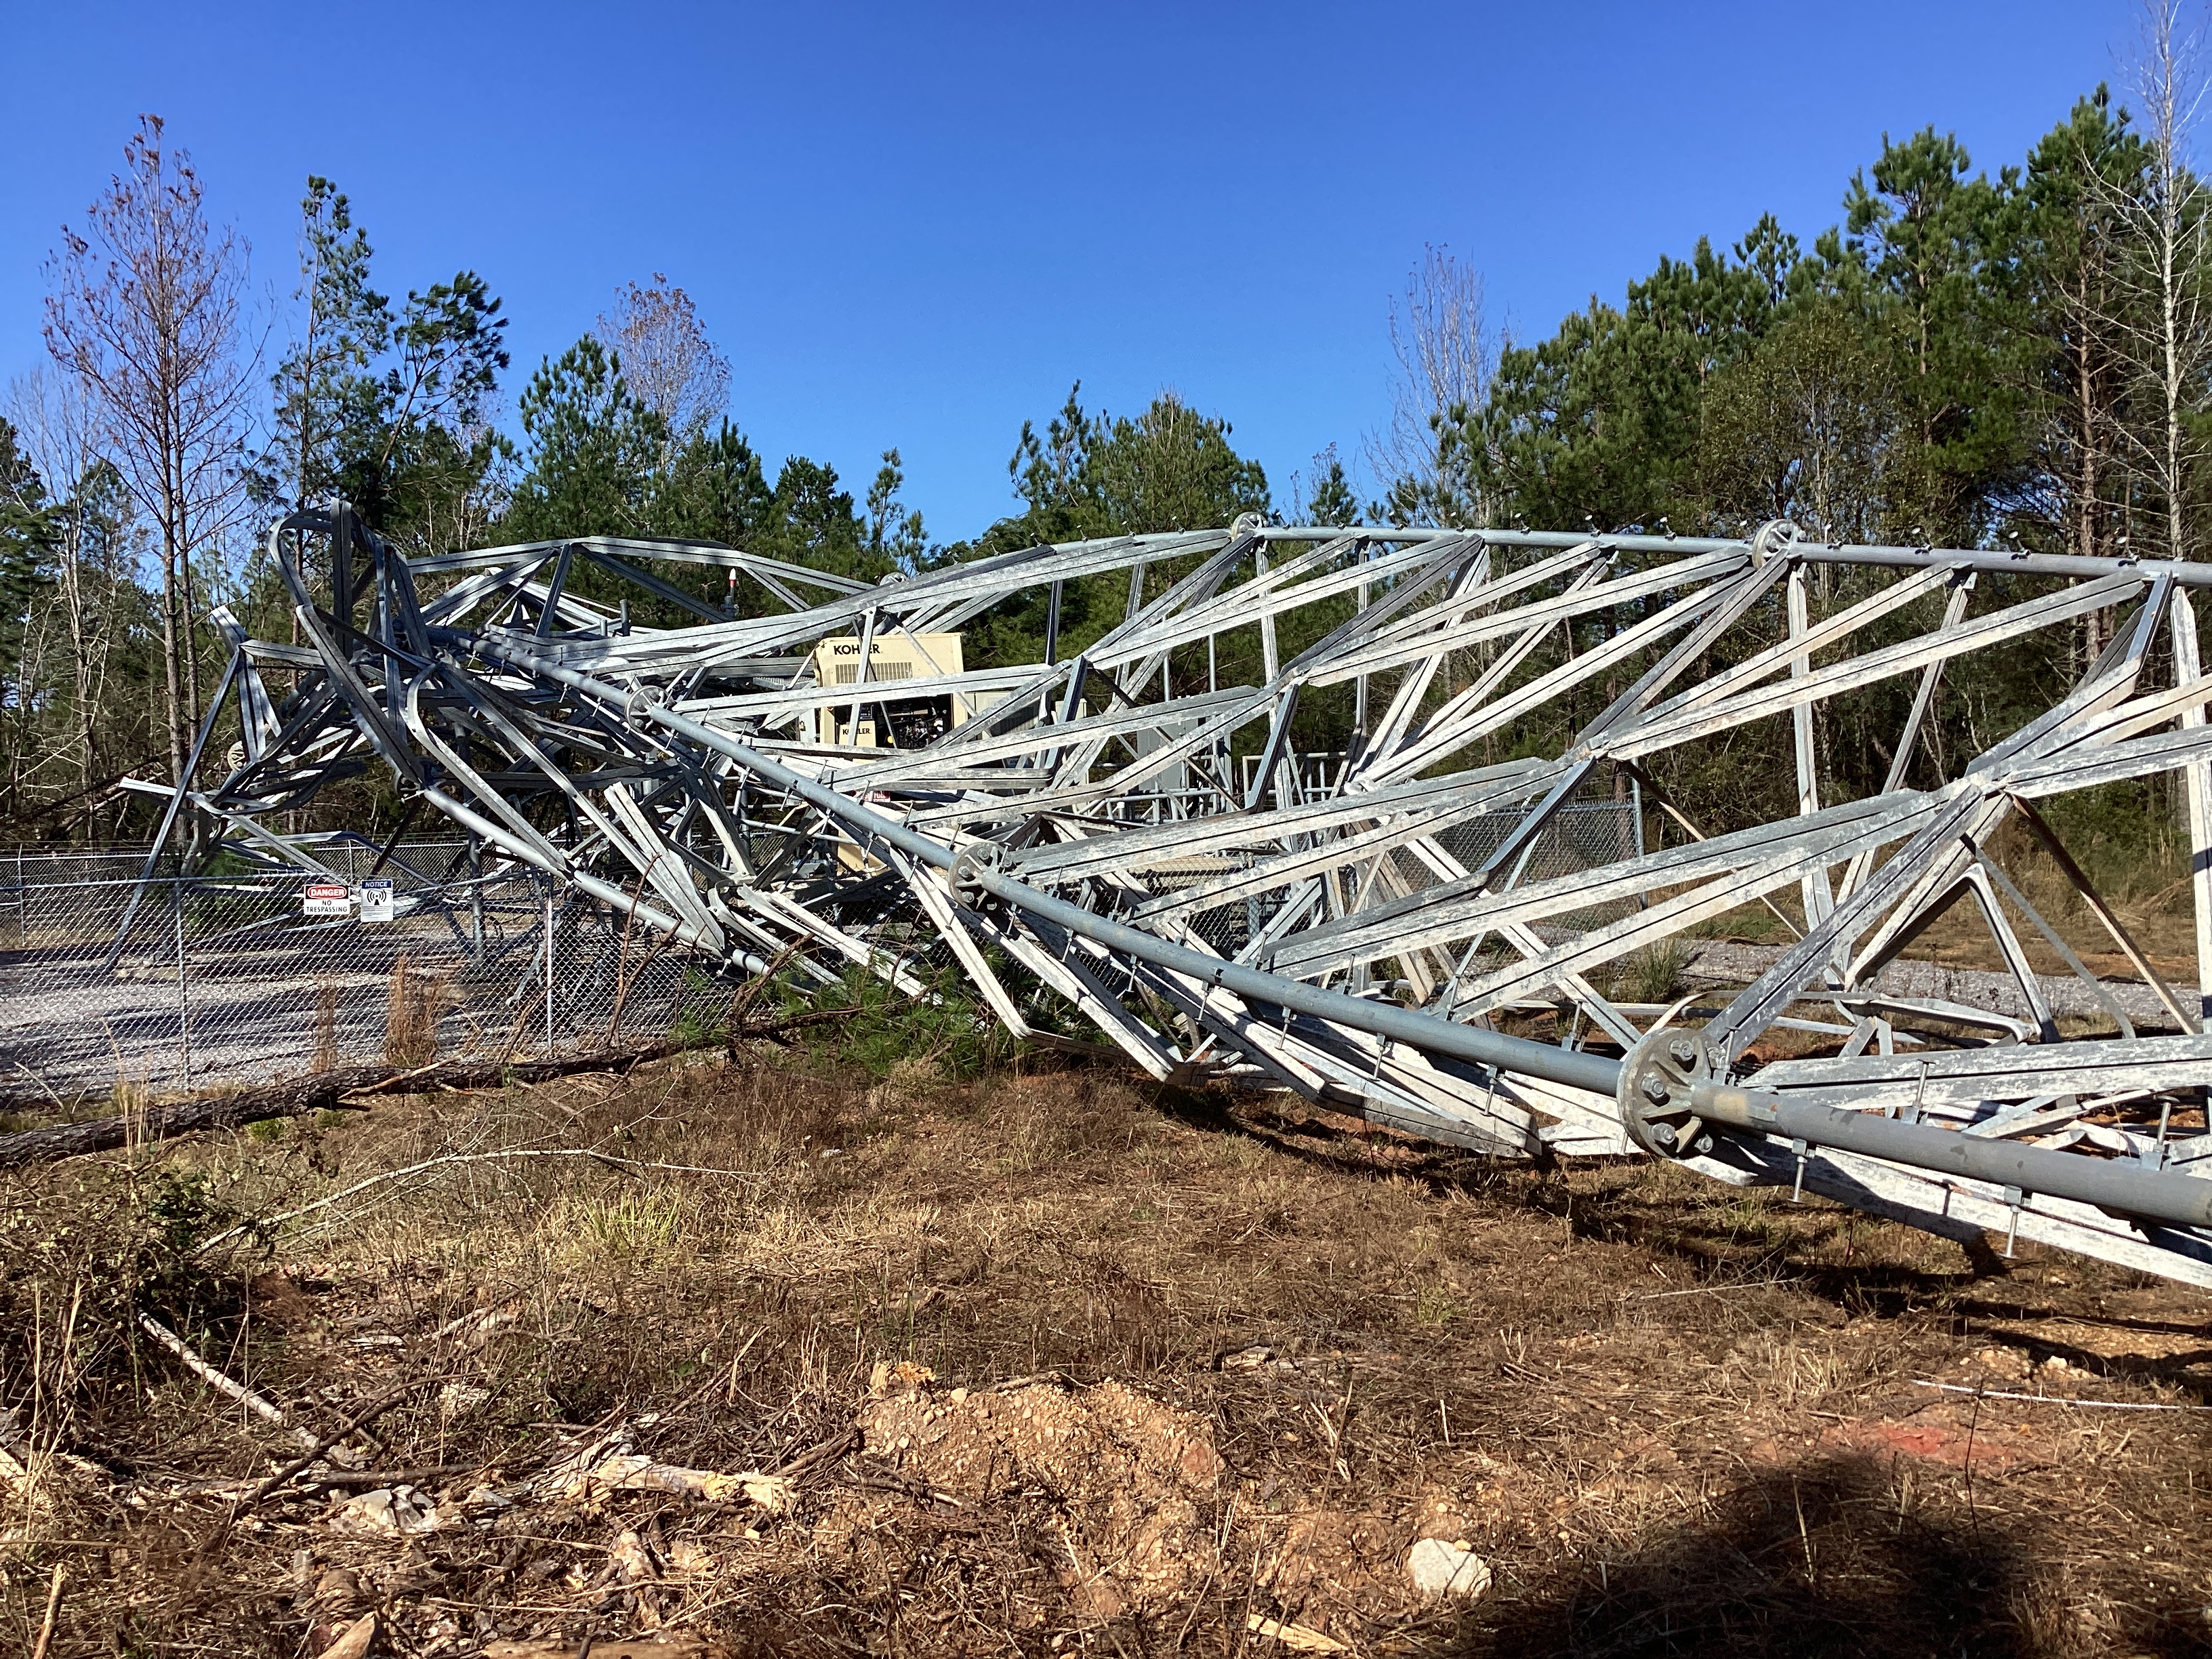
[{"xmin": 139, "ymin": 505, "xmax": 2212, "ymax": 1286}]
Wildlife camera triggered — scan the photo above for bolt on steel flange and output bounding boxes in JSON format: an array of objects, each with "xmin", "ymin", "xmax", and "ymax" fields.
[{"xmin": 1619, "ymin": 1027, "xmax": 1723, "ymax": 1160}]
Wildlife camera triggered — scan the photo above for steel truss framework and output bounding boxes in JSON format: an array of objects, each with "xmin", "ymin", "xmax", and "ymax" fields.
[{"xmin": 129, "ymin": 506, "xmax": 2212, "ymax": 1286}]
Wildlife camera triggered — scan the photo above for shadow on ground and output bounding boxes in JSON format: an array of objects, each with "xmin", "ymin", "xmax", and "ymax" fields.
[{"xmin": 1452, "ymin": 1452, "xmax": 2209, "ymax": 1658}]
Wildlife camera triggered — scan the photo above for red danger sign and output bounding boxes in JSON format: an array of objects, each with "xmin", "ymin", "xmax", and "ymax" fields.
[{"xmin": 302, "ymin": 881, "xmax": 351, "ymax": 916}]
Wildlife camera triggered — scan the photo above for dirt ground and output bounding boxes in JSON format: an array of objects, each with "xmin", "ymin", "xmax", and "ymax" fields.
[{"xmin": 5, "ymin": 1047, "xmax": 2212, "ymax": 1657}]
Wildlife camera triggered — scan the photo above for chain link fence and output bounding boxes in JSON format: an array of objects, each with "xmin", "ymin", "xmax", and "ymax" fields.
[
  {"xmin": 0, "ymin": 854, "xmax": 727, "ymax": 1103},
  {"xmin": 0, "ymin": 836, "xmax": 483, "ymax": 888},
  {"xmin": 0, "ymin": 797, "xmax": 1644, "ymax": 1101},
  {"xmin": 1432, "ymin": 799, "xmax": 1645, "ymax": 918}
]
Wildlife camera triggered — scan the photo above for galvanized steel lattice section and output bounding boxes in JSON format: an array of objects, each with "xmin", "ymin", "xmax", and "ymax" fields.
[{"xmin": 46, "ymin": 506, "xmax": 2212, "ymax": 1288}]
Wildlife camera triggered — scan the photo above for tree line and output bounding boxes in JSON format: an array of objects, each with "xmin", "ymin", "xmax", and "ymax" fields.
[
  {"xmin": 1, "ymin": 10, "xmax": 2207, "ymax": 848},
  {"xmin": 0, "ymin": 121, "xmax": 949, "ymax": 839}
]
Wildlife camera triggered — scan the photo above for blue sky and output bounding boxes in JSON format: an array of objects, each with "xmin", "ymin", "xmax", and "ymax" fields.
[{"xmin": 0, "ymin": 0, "xmax": 2146, "ymax": 540}]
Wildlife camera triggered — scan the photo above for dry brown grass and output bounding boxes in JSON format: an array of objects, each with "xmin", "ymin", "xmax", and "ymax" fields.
[
  {"xmin": 314, "ymin": 976, "xmax": 341, "ymax": 1073},
  {"xmin": 382, "ymin": 955, "xmax": 447, "ymax": 1069},
  {"xmin": 5, "ymin": 1046, "xmax": 2212, "ymax": 1656}
]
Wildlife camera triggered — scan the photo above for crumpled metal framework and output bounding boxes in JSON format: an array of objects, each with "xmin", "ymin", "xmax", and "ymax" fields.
[{"xmin": 129, "ymin": 506, "xmax": 2212, "ymax": 1286}]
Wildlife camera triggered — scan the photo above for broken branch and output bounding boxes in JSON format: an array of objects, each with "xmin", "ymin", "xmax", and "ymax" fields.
[{"xmin": 136, "ymin": 1313, "xmax": 316, "ymax": 1449}]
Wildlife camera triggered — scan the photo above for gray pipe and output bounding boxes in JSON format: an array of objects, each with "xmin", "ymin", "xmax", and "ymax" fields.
[
  {"xmin": 1694, "ymin": 1082, "xmax": 2212, "ymax": 1230},
  {"xmin": 491, "ymin": 636, "xmax": 2212, "ymax": 1233},
  {"xmin": 481, "ymin": 639, "xmax": 1627, "ymax": 1100},
  {"xmin": 1256, "ymin": 526, "xmax": 2212, "ymax": 588}
]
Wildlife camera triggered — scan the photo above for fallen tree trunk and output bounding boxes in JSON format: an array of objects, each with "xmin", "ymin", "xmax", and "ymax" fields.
[
  {"xmin": 0, "ymin": 1043, "xmax": 680, "ymax": 1171},
  {"xmin": 0, "ymin": 997, "xmax": 951, "ymax": 1172}
]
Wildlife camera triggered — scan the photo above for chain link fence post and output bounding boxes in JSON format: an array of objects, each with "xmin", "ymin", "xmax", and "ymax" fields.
[
  {"xmin": 544, "ymin": 882, "xmax": 556, "ymax": 1055},
  {"xmin": 469, "ymin": 836, "xmax": 484, "ymax": 962},
  {"xmin": 173, "ymin": 878, "xmax": 191, "ymax": 1091}
]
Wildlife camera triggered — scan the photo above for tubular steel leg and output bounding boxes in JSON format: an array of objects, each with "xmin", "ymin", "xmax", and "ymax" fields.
[{"xmin": 154, "ymin": 508, "xmax": 2212, "ymax": 1288}]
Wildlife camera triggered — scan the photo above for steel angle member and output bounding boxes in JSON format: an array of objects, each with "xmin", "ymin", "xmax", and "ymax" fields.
[
  {"xmin": 1827, "ymin": 992, "xmax": 2038, "ymax": 1044},
  {"xmin": 1610, "ymin": 573, "xmax": 2150, "ymax": 762},
  {"xmin": 1641, "ymin": 560, "xmax": 1959, "ymax": 722},
  {"xmin": 983, "ymin": 916, "xmax": 1182, "ymax": 1080},
  {"xmin": 1337, "ymin": 550, "xmax": 1561, "ymax": 706},
  {"xmin": 1012, "ymin": 757, "xmax": 1553, "ymax": 880},
  {"xmin": 1750, "ymin": 1030, "xmax": 2212, "ymax": 1115},
  {"xmin": 2051, "ymin": 670, "xmax": 2212, "ymax": 752},
  {"xmin": 2003, "ymin": 722, "xmax": 2212, "ymax": 798},
  {"xmin": 1128, "ymin": 775, "xmax": 1553, "ymax": 928},
  {"xmin": 733, "ymin": 887, "xmax": 926, "ymax": 996},
  {"xmin": 603, "ymin": 784, "xmax": 725, "ymax": 951},
  {"xmin": 1281, "ymin": 1020, "xmax": 1541, "ymax": 1155},
  {"xmin": 1486, "ymin": 1068, "xmax": 1627, "ymax": 1147},
  {"xmin": 512, "ymin": 669, "xmax": 1631, "ymax": 1101},
  {"xmin": 880, "ymin": 844, "xmax": 1030, "ymax": 1035},
  {"xmin": 1275, "ymin": 791, "xmax": 1919, "ymax": 978},
  {"xmin": 1132, "ymin": 956, "xmax": 1535, "ymax": 1154},
  {"xmin": 1705, "ymin": 1134, "xmax": 2212, "ymax": 1288}
]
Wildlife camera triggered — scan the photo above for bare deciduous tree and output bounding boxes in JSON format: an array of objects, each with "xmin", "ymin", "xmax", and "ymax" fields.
[
  {"xmin": 5, "ymin": 366, "xmax": 129, "ymax": 799},
  {"xmin": 43, "ymin": 115, "xmax": 255, "ymax": 784},
  {"xmin": 2102, "ymin": 0, "xmax": 2212, "ymax": 559},
  {"xmin": 1364, "ymin": 245, "xmax": 1500, "ymax": 525},
  {"xmin": 594, "ymin": 275, "xmax": 730, "ymax": 464}
]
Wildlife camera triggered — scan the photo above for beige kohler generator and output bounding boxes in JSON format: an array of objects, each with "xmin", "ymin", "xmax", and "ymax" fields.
[{"xmin": 807, "ymin": 631, "xmax": 975, "ymax": 747}]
